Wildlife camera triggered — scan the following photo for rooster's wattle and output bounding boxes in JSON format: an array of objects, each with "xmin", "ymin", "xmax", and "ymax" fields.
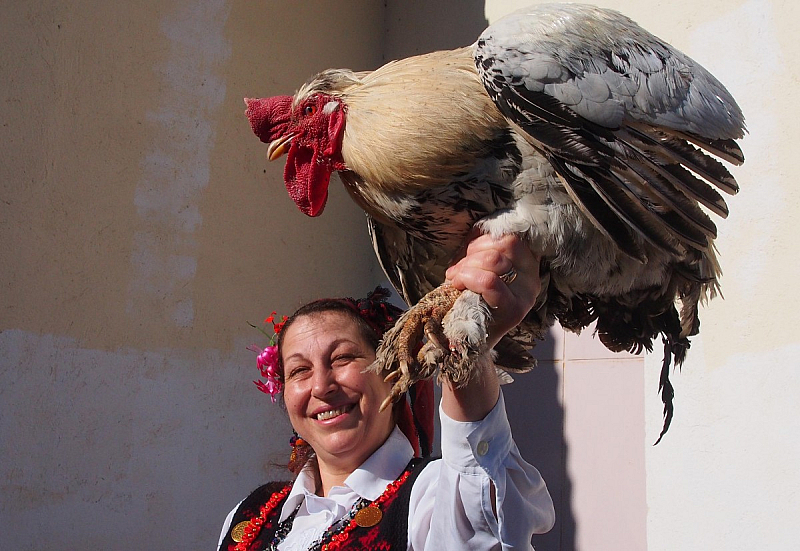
[{"xmin": 245, "ymin": 3, "xmax": 745, "ymax": 440}]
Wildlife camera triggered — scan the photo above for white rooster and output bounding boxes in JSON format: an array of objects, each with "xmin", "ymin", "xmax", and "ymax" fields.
[{"xmin": 244, "ymin": 3, "xmax": 745, "ymax": 440}]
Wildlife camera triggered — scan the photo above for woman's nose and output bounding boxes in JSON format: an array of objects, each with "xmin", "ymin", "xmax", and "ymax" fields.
[{"xmin": 310, "ymin": 365, "xmax": 338, "ymax": 398}]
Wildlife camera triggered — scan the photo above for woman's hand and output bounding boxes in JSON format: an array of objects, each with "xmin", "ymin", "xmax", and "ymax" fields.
[
  {"xmin": 446, "ymin": 233, "xmax": 541, "ymax": 349},
  {"xmin": 441, "ymin": 233, "xmax": 541, "ymax": 421}
]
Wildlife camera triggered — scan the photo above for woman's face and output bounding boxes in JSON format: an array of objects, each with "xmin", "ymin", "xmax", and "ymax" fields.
[{"xmin": 281, "ymin": 310, "xmax": 394, "ymax": 473}]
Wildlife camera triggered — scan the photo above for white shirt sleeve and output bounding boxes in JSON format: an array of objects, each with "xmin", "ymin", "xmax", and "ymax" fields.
[{"xmin": 407, "ymin": 391, "xmax": 555, "ymax": 550}]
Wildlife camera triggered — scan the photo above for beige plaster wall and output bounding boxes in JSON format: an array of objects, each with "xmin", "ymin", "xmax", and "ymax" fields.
[
  {"xmin": 1, "ymin": 1, "xmax": 387, "ymax": 548},
  {"xmin": 3, "ymin": 0, "xmax": 797, "ymax": 549},
  {"xmin": 1, "ymin": 1, "xmax": 385, "ymax": 352}
]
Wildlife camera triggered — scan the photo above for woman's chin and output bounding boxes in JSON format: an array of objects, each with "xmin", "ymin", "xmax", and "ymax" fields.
[{"xmin": 316, "ymin": 430, "xmax": 371, "ymax": 463}]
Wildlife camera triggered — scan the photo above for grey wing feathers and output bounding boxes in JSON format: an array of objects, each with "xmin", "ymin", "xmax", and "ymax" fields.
[
  {"xmin": 479, "ymin": 3, "xmax": 744, "ymax": 138},
  {"xmin": 475, "ymin": 3, "xmax": 745, "ymax": 260}
]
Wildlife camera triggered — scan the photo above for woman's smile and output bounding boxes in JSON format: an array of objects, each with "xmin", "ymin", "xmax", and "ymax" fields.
[{"xmin": 312, "ymin": 403, "xmax": 356, "ymax": 422}]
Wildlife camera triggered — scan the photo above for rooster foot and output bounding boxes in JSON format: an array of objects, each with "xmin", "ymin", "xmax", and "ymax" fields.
[
  {"xmin": 438, "ymin": 290, "xmax": 494, "ymax": 386},
  {"xmin": 374, "ymin": 286, "xmax": 497, "ymax": 411},
  {"xmin": 374, "ymin": 284, "xmax": 462, "ymax": 411}
]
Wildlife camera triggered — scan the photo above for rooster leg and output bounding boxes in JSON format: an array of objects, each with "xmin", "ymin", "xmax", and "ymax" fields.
[
  {"xmin": 375, "ymin": 284, "xmax": 462, "ymax": 411},
  {"xmin": 381, "ymin": 317, "xmax": 449, "ymax": 410},
  {"xmin": 439, "ymin": 290, "xmax": 494, "ymax": 386},
  {"xmin": 413, "ymin": 313, "xmax": 453, "ymax": 385},
  {"xmin": 418, "ymin": 315, "xmax": 449, "ymax": 373},
  {"xmin": 423, "ymin": 315, "xmax": 450, "ymax": 355}
]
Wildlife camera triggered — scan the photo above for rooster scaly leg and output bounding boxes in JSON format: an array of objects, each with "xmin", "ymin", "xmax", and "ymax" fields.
[
  {"xmin": 439, "ymin": 290, "xmax": 494, "ymax": 386},
  {"xmin": 375, "ymin": 284, "xmax": 462, "ymax": 411}
]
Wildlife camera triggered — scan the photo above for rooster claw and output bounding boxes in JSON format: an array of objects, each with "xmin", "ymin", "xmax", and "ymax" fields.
[
  {"xmin": 373, "ymin": 284, "xmax": 466, "ymax": 406},
  {"xmin": 379, "ymin": 394, "xmax": 395, "ymax": 413},
  {"xmin": 380, "ymin": 359, "xmax": 417, "ymax": 411},
  {"xmin": 380, "ymin": 368, "xmax": 414, "ymax": 412},
  {"xmin": 383, "ymin": 369, "xmax": 401, "ymax": 384}
]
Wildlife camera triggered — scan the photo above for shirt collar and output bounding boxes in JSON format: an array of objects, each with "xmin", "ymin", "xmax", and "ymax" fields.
[
  {"xmin": 345, "ymin": 426, "xmax": 414, "ymax": 501},
  {"xmin": 278, "ymin": 426, "xmax": 414, "ymax": 520},
  {"xmin": 280, "ymin": 464, "xmax": 318, "ymax": 522}
]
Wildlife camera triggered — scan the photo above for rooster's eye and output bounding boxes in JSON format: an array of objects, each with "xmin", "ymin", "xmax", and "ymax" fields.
[{"xmin": 303, "ymin": 104, "xmax": 317, "ymax": 116}]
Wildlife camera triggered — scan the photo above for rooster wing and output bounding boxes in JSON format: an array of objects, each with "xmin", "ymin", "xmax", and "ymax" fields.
[{"xmin": 474, "ymin": 3, "xmax": 743, "ymax": 264}]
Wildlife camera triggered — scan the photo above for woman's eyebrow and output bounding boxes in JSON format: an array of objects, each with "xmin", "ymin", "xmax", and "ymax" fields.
[
  {"xmin": 283, "ymin": 339, "xmax": 361, "ymax": 362},
  {"xmin": 282, "ymin": 351, "xmax": 307, "ymax": 363}
]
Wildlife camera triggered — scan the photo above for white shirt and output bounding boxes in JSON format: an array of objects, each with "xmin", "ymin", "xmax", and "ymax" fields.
[{"xmin": 219, "ymin": 391, "xmax": 554, "ymax": 550}]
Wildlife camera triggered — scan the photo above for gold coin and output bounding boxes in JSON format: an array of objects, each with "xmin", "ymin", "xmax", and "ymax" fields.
[
  {"xmin": 231, "ymin": 521, "xmax": 250, "ymax": 542},
  {"xmin": 354, "ymin": 506, "xmax": 383, "ymax": 528}
]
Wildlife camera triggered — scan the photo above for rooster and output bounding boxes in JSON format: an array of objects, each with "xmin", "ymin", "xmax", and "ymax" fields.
[{"xmin": 244, "ymin": 3, "xmax": 745, "ymax": 440}]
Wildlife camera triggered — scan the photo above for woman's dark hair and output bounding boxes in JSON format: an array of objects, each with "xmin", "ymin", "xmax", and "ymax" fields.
[{"xmin": 276, "ymin": 299, "xmax": 382, "ymax": 369}]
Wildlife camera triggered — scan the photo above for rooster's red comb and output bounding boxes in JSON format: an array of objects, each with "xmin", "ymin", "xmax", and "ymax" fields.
[{"xmin": 244, "ymin": 96, "xmax": 292, "ymax": 144}]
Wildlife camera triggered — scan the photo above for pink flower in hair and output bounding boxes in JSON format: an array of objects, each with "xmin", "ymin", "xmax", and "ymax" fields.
[
  {"xmin": 247, "ymin": 312, "xmax": 288, "ymax": 402},
  {"xmin": 253, "ymin": 377, "xmax": 282, "ymax": 402},
  {"xmin": 247, "ymin": 343, "xmax": 283, "ymax": 402},
  {"xmin": 256, "ymin": 345, "xmax": 279, "ymax": 377}
]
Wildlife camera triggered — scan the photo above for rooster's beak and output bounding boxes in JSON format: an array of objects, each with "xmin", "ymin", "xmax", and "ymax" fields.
[{"xmin": 267, "ymin": 134, "xmax": 294, "ymax": 161}]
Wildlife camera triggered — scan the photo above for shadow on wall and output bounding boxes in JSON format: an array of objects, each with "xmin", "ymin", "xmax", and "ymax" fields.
[
  {"xmin": 505, "ymin": 334, "xmax": 574, "ymax": 551},
  {"xmin": 382, "ymin": 1, "xmax": 575, "ymax": 549}
]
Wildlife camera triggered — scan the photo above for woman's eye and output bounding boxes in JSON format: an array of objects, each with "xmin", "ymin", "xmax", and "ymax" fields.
[
  {"xmin": 332, "ymin": 354, "xmax": 354, "ymax": 366},
  {"xmin": 287, "ymin": 366, "xmax": 309, "ymax": 379}
]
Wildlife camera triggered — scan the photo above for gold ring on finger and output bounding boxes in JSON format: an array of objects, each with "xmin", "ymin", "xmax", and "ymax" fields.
[{"xmin": 499, "ymin": 267, "xmax": 517, "ymax": 284}]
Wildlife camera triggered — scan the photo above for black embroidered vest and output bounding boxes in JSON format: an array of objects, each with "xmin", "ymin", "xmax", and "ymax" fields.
[{"xmin": 219, "ymin": 457, "xmax": 433, "ymax": 551}]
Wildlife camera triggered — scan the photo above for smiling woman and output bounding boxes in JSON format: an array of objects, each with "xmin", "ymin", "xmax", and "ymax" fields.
[{"xmin": 218, "ymin": 235, "xmax": 555, "ymax": 550}]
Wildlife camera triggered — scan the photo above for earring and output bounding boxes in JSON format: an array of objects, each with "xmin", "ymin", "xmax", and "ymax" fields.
[{"xmin": 289, "ymin": 431, "xmax": 307, "ymax": 465}]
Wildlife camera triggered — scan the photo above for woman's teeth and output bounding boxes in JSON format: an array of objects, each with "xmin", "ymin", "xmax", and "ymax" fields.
[{"xmin": 316, "ymin": 405, "xmax": 352, "ymax": 421}]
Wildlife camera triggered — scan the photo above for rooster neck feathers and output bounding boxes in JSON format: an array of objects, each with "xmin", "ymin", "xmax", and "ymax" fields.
[{"xmin": 299, "ymin": 48, "xmax": 510, "ymax": 196}]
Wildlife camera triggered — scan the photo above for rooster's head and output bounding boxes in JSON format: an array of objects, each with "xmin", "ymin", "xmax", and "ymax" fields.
[{"xmin": 245, "ymin": 93, "xmax": 347, "ymax": 217}]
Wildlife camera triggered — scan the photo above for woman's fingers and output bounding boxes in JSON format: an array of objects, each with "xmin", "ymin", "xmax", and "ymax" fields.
[
  {"xmin": 447, "ymin": 234, "xmax": 540, "ymax": 303},
  {"xmin": 445, "ymin": 233, "xmax": 541, "ymax": 340}
]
